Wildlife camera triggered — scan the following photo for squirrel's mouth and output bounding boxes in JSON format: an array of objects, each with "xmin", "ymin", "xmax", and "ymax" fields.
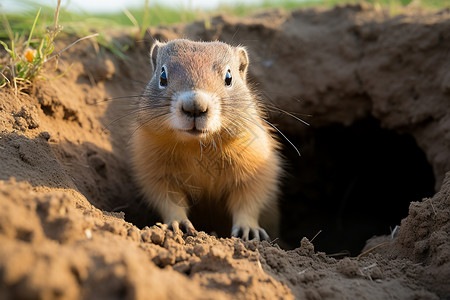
[
  {"xmin": 181, "ymin": 128, "xmax": 207, "ymax": 137},
  {"xmin": 187, "ymin": 129, "xmax": 203, "ymax": 135}
]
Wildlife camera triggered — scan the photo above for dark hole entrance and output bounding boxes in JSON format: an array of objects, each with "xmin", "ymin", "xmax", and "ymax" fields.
[{"xmin": 280, "ymin": 118, "xmax": 435, "ymax": 255}]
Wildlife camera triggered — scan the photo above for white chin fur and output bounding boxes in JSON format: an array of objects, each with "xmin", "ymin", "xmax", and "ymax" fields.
[{"xmin": 170, "ymin": 90, "xmax": 221, "ymax": 138}]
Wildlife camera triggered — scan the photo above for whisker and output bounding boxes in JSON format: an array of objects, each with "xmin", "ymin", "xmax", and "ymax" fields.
[
  {"xmin": 102, "ymin": 104, "xmax": 170, "ymax": 131},
  {"xmin": 93, "ymin": 94, "xmax": 173, "ymax": 105},
  {"xmin": 92, "ymin": 95, "xmax": 146, "ymax": 105},
  {"xmin": 199, "ymin": 141, "xmax": 206, "ymax": 159},
  {"xmin": 170, "ymin": 139, "xmax": 180, "ymax": 157},
  {"xmin": 221, "ymin": 108, "xmax": 266, "ymax": 132},
  {"xmin": 216, "ymin": 133, "xmax": 224, "ymax": 153},
  {"xmin": 265, "ymin": 103, "xmax": 312, "ymax": 118},
  {"xmin": 212, "ymin": 137, "xmax": 217, "ymax": 152},
  {"xmin": 136, "ymin": 111, "xmax": 172, "ymax": 126},
  {"xmin": 259, "ymin": 90, "xmax": 311, "ymax": 126},
  {"xmin": 259, "ymin": 117, "xmax": 301, "ymax": 156},
  {"xmin": 220, "ymin": 92, "xmax": 311, "ymax": 128},
  {"xmin": 140, "ymin": 103, "xmax": 172, "ymax": 110},
  {"xmin": 102, "ymin": 107, "xmax": 149, "ymax": 131},
  {"xmin": 224, "ymin": 108, "xmax": 301, "ymax": 156},
  {"xmin": 265, "ymin": 104, "xmax": 310, "ymax": 126},
  {"xmin": 127, "ymin": 112, "xmax": 171, "ymax": 144},
  {"xmin": 222, "ymin": 115, "xmax": 248, "ymax": 135},
  {"xmin": 222, "ymin": 125, "xmax": 234, "ymax": 137},
  {"xmin": 261, "ymin": 90, "xmax": 306, "ymax": 104}
]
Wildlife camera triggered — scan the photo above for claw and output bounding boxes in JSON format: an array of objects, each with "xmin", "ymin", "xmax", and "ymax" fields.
[
  {"xmin": 259, "ymin": 229, "xmax": 270, "ymax": 241},
  {"xmin": 231, "ymin": 225, "xmax": 240, "ymax": 238},
  {"xmin": 231, "ymin": 225, "xmax": 270, "ymax": 241},
  {"xmin": 170, "ymin": 221, "xmax": 181, "ymax": 234},
  {"xmin": 169, "ymin": 219, "xmax": 197, "ymax": 236},
  {"xmin": 250, "ymin": 228, "xmax": 259, "ymax": 241}
]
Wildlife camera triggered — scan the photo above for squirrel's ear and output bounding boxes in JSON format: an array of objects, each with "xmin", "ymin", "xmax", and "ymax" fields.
[
  {"xmin": 150, "ymin": 41, "xmax": 162, "ymax": 71},
  {"xmin": 236, "ymin": 47, "xmax": 249, "ymax": 81}
]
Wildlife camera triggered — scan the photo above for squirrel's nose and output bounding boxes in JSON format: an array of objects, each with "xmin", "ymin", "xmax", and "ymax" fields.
[
  {"xmin": 181, "ymin": 91, "xmax": 209, "ymax": 118},
  {"xmin": 181, "ymin": 103, "xmax": 208, "ymax": 117}
]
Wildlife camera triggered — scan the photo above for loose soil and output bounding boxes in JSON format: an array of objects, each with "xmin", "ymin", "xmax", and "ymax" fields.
[{"xmin": 1, "ymin": 4, "xmax": 449, "ymax": 299}]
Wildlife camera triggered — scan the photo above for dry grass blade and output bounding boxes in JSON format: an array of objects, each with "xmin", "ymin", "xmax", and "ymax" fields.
[
  {"xmin": 357, "ymin": 242, "xmax": 390, "ymax": 260},
  {"xmin": 310, "ymin": 229, "xmax": 322, "ymax": 243}
]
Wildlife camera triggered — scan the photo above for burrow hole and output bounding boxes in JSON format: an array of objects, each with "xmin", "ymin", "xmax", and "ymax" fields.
[{"xmin": 280, "ymin": 117, "xmax": 435, "ymax": 255}]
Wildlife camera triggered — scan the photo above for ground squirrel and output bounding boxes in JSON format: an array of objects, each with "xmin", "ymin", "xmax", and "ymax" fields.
[{"xmin": 131, "ymin": 39, "xmax": 282, "ymax": 241}]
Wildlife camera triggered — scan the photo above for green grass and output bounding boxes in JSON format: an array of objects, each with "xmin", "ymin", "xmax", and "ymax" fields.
[
  {"xmin": 1, "ymin": 0, "xmax": 448, "ymax": 89},
  {"xmin": 0, "ymin": 4, "xmax": 62, "ymax": 89},
  {"xmin": 0, "ymin": 0, "xmax": 100, "ymax": 89},
  {"xmin": 213, "ymin": 0, "xmax": 447, "ymax": 15},
  {"xmin": 0, "ymin": 4, "xmax": 198, "ymax": 41},
  {"xmin": 2, "ymin": 0, "xmax": 447, "ymax": 41}
]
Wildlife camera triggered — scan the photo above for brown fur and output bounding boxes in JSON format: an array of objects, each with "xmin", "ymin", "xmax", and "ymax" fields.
[{"xmin": 131, "ymin": 39, "xmax": 282, "ymax": 240}]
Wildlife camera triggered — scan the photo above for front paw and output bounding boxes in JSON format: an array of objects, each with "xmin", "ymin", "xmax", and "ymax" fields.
[
  {"xmin": 231, "ymin": 225, "xmax": 270, "ymax": 241},
  {"xmin": 169, "ymin": 219, "xmax": 197, "ymax": 236}
]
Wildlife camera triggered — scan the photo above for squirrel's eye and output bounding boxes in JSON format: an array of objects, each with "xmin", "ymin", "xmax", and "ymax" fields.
[
  {"xmin": 225, "ymin": 69, "xmax": 232, "ymax": 86},
  {"xmin": 160, "ymin": 67, "xmax": 167, "ymax": 87}
]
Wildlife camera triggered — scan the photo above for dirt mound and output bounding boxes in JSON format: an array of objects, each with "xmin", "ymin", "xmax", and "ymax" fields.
[
  {"xmin": 365, "ymin": 171, "xmax": 450, "ymax": 297},
  {"xmin": 1, "ymin": 4, "xmax": 450, "ymax": 299}
]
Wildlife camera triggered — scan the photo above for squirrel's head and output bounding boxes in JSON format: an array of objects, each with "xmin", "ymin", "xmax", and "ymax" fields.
[{"xmin": 138, "ymin": 39, "xmax": 261, "ymax": 143}]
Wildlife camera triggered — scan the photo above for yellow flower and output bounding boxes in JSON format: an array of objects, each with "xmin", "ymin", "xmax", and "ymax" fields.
[{"xmin": 24, "ymin": 47, "xmax": 37, "ymax": 63}]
